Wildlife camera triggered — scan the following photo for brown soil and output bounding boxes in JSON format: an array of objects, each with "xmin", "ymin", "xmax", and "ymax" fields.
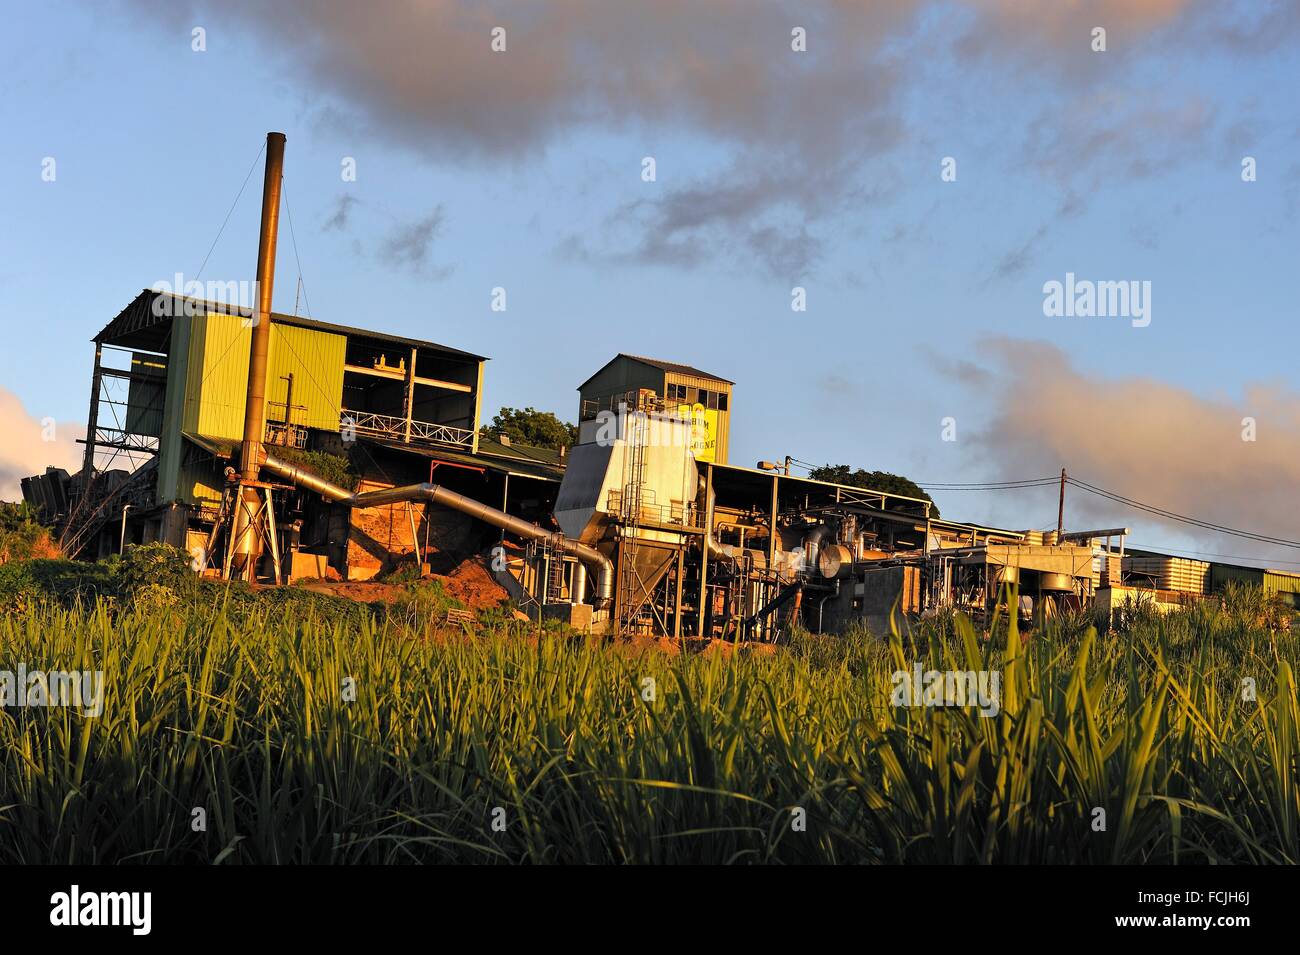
[
  {"xmin": 299, "ymin": 554, "xmax": 511, "ymax": 610},
  {"xmin": 441, "ymin": 557, "xmax": 512, "ymax": 610}
]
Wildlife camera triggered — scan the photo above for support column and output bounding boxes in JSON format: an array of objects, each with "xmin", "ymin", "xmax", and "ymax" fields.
[
  {"xmin": 82, "ymin": 342, "xmax": 103, "ymax": 479},
  {"xmin": 403, "ymin": 346, "xmax": 417, "ymax": 443},
  {"xmin": 768, "ymin": 474, "xmax": 778, "ymax": 568},
  {"xmin": 673, "ymin": 546, "xmax": 684, "ymax": 638},
  {"xmin": 697, "ymin": 464, "xmax": 712, "ymax": 638}
]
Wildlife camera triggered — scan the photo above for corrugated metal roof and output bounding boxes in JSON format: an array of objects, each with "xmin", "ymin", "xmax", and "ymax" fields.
[
  {"xmin": 98, "ymin": 290, "xmax": 487, "ymax": 362},
  {"xmin": 477, "ymin": 435, "xmax": 566, "ymax": 469},
  {"xmin": 182, "ymin": 431, "xmax": 563, "ymax": 484},
  {"xmin": 362, "ymin": 437, "xmax": 564, "ymax": 482},
  {"xmin": 577, "ymin": 354, "xmax": 733, "ymax": 391},
  {"xmin": 623, "ymin": 354, "xmax": 733, "ymax": 383}
]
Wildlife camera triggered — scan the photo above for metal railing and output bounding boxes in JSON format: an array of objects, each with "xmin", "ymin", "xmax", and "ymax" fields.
[
  {"xmin": 341, "ymin": 410, "xmax": 475, "ymax": 449},
  {"xmin": 606, "ymin": 490, "xmax": 700, "ymax": 528},
  {"xmin": 265, "ymin": 421, "xmax": 308, "ymax": 448},
  {"xmin": 580, "ymin": 390, "xmax": 679, "ymax": 422}
]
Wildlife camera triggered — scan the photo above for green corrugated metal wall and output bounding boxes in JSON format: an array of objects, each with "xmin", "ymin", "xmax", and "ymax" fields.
[
  {"xmin": 1264, "ymin": 571, "xmax": 1300, "ymax": 608},
  {"xmin": 155, "ymin": 312, "xmax": 346, "ymax": 505},
  {"xmin": 181, "ymin": 313, "xmax": 345, "ymax": 439},
  {"xmin": 182, "ymin": 312, "xmax": 252, "ymax": 438},
  {"xmin": 1209, "ymin": 563, "xmax": 1264, "ymax": 591},
  {"xmin": 266, "ymin": 322, "xmax": 347, "ymax": 430}
]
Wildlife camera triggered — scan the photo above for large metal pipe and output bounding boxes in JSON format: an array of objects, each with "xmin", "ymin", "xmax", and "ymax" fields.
[
  {"xmin": 802, "ymin": 522, "xmax": 838, "ymax": 578},
  {"xmin": 260, "ymin": 451, "xmax": 614, "ymax": 607},
  {"xmin": 231, "ymin": 131, "xmax": 287, "ymax": 579}
]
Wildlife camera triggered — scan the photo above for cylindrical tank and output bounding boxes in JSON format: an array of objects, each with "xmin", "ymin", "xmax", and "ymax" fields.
[
  {"xmin": 991, "ymin": 565, "xmax": 1020, "ymax": 586},
  {"xmin": 1039, "ymin": 572, "xmax": 1074, "ymax": 592},
  {"xmin": 818, "ymin": 544, "xmax": 854, "ymax": 579}
]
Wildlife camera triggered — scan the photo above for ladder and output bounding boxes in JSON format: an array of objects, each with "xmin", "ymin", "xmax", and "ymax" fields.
[{"xmin": 616, "ymin": 405, "xmax": 649, "ymax": 632}]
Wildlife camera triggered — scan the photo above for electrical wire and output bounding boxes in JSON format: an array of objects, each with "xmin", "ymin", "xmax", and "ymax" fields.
[
  {"xmin": 858, "ymin": 467, "xmax": 1300, "ymax": 558},
  {"xmin": 193, "ymin": 140, "xmax": 266, "ymax": 283},
  {"xmin": 1065, "ymin": 477, "xmax": 1300, "ymax": 550},
  {"xmin": 918, "ymin": 478, "xmax": 1058, "ymax": 490}
]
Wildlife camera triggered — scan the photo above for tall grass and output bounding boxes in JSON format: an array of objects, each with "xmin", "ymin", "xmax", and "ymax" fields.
[{"xmin": 0, "ymin": 592, "xmax": 1296, "ymax": 864}]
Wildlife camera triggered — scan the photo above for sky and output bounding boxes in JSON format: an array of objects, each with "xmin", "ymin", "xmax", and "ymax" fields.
[{"xmin": 1, "ymin": 0, "xmax": 1298, "ymax": 567}]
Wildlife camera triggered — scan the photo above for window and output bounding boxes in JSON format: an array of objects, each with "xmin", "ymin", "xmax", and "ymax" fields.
[
  {"xmin": 667, "ymin": 383, "xmax": 687, "ymax": 402},
  {"xmin": 717, "ymin": 392, "xmax": 728, "ymax": 412}
]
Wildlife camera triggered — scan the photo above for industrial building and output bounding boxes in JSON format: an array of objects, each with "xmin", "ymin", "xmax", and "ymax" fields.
[
  {"xmin": 577, "ymin": 355, "xmax": 733, "ymax": 464},
  {"xmin": 20, "ymin": 132, "xmax": 1300, "ymax": 638}
]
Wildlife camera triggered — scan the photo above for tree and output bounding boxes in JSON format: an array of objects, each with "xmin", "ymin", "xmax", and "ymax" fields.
[
  {"xmin": 480, "ymin": 407, "xmax": 578, "ymax": 451},
  {"xmin": 807, "ymin": 464, "xmax": 939, "ymax": 517}
]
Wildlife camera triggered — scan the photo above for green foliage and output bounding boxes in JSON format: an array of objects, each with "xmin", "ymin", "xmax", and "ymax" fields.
[
  {"xmin": 117, "ymin": 542, "xmax": 199, "ymax": 600},
  {"xmin": 0, "ymin": 558, "xmax": 117, "ymax": 611},
  {"xmin": 1220, "ymin": 579, "xmax": 1293, "ymax": 632},
  {"xmin": 0, "ymin": 501, "xmax": 41, "ymax": 533},
  {"xmin": 0, "ymin": 591, "xmax": 1297, "ymax": 864},
  {"xmin": 480, "ymin": 406, "xmax": 577, "ymax": 450},
  {"xmin": 807, "ymin": 464, "xmax": 938, "ymax": 516},
  {"xmin": 378, "ymin": 577, "xmax": 462, "ymax": 632},
  {"xmin": 0, "ymin": 501, "xmax": 56, "ymax": 563}
]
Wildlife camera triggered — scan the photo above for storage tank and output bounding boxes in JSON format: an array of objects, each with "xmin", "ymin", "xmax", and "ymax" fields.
[{"xmin": 817, "ymin": 544, "xmax": 854, "ymax": 579}]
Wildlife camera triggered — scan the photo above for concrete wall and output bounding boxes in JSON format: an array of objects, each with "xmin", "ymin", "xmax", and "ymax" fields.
[{"xmin": 819, "ymin": 564, "xmax": 921, "ymax": 636}]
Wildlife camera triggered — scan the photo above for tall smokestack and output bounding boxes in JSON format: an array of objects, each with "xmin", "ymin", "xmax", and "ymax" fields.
[{"xmin": 231, "ymin": 131, "xmax": 286, "ymax": 580}]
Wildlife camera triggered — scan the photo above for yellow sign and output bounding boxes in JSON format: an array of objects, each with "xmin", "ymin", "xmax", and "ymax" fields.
[{"xmin": 675, "ymin": 402, "xmax": 718, "ymax": 462}]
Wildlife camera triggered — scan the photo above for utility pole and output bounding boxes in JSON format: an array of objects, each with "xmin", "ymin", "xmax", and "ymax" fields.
[
  {"xmin": 1056, "ymin": 467, "xmax": 1066, "ymax": 540},
  {"xmin": 783, "ymin": 455, "xmax": 792, "ymax": 476}
]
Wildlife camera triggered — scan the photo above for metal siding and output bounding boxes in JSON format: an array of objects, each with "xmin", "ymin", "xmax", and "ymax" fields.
[
  {"xmin": 1210, "ymin": 563, "xmax": 1264, "ymax": 591},
  {"xmin": 182, "ymin": 314, "xmax": 345, "ymax": 441},
  {"xmin": 125, "ymin": 353, "xmax": 167, "ymax": 437},
  {"xmin": 266, "ymin": 322, "xmax": 346, "ymax": 430},
  {"xmin": 184, "ymin": 312, "xmax": 251, "ymax": 440},
  {"xmin": 580, "ymin": 358, "xmax": 662, "ymax": 401},
  {"xmin": 1263, "ymin": 571, "xmax": 1300, "ymax": 595},
  {"xmin": 180, "ymin": 458, "xmax": 224, "ymax": 504},
  {"xmin": 156, "ymin": 315, "xmax": 191, "ymax": 502}
]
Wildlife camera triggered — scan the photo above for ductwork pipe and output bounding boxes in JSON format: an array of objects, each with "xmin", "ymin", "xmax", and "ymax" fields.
[
  {"xmin": 697, "ymin": 484, "xmax": 801, "ymax": 577},
  {"xmin": 802, "ymin": 521, "xmax": 838, "ymax": 578},
  {"xmin": 261, "ymin": 452, "xmax": 614, "ymax": 608}
]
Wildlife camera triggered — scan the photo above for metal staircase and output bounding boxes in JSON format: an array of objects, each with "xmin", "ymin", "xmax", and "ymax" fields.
[{"xmin": 616, "ymin": 403, "xmax": 650, "ymax": 632}]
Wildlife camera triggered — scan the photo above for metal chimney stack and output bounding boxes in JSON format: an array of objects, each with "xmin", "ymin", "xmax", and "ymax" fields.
[{"xmin": 230, "ymin": 131, "xmax": 286, "ymax": 580}]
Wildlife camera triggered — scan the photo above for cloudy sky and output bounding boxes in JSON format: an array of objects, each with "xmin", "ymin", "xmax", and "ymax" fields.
[{"xmin": 2, "ymin": 1, "xmax": 1298, "ymax": 566}]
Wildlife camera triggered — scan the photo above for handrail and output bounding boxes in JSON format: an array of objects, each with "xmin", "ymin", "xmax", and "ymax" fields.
[{"xmin": 341, "ymin": 409, "xmax": 475, "ymax": 448}]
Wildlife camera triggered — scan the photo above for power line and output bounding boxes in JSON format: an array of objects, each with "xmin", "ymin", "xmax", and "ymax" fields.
[
  {"xmin": 919, "ymin": 478, "xmax": 1058, "ymax": 490},
  {"xmin": 281, "ymin": 180, "xmax": 312, "ymax": 320},
  {"xmin": 1065, "ymin": 477, "xmax": 1300, "ymax": 550},
  {"xmin": 906, "ymin": 470, "xmax": 1300, "ymax": 559},
  {"xmin": 194, "ymin": 140, "xmax": 266, "ymax": 283}
]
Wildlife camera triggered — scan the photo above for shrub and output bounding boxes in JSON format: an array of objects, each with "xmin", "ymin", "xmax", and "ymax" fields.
[
  {"xmin": 117, "ymin": 542, "xmax": 199, "ymax": 599},
  {"xmin": 0, "ymin": 502, "xmax": 59, "ymax": 564}
]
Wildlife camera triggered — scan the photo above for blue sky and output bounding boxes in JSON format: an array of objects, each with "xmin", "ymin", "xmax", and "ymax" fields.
[{"xmin": 2, "ymin": 0, "xmax": 1298, "ymax": 565}]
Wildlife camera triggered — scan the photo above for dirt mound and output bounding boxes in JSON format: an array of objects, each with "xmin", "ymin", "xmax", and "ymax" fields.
[
  {"xmin": 300, "ymin": 554, "xmax": 510, "ymax": 611},
  {"xmin": 441, "ymin": 557, "xmax": 511, "ymax": 609}
]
